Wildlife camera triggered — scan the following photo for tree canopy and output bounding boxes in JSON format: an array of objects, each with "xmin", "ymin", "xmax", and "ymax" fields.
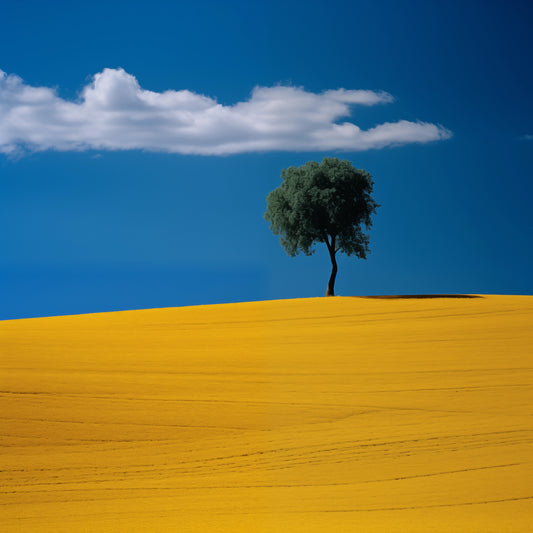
[{"xmin": 264, "ymin": 157, "xmax": 379, "ymax": 296}]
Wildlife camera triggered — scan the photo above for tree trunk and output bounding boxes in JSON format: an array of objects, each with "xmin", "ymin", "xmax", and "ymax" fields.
[{"xmin": 326, "ymin": 237, "xmax": 337, "ymax": 297}]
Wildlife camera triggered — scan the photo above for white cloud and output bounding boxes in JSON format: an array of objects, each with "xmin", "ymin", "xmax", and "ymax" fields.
[{"xmin": 0, "ymin": 68, "xmax": 452, "ymax": 155}]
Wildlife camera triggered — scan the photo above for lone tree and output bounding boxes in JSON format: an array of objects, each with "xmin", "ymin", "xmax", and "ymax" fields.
[{"xmin": 265, "ymin": 157, "xmax": 379, "ymax": 296}]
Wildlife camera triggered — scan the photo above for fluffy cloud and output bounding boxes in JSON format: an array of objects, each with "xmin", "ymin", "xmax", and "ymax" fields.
[{"xmin": 0, "ymin": 68, "xmax": 451, "ymax": 155}]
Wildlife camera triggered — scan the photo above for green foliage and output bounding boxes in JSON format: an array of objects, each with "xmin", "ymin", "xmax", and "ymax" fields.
[{"xmin": 265, "ymin": 157, "xmax": 379, "ymax": 259}]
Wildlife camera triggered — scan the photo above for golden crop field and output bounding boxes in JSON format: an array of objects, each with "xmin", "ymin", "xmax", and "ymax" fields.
[{"xmin": 1, "ymin": 295, "xmax": 532, "ymax": 532}]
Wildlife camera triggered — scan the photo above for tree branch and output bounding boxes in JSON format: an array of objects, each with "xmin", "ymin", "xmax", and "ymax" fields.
[
  {"xmin": 330, "ymin": 235, "xmax": 336, "ymax": 256},
  {"xmin": 323, "ymin": 232, "xmax": 331, "ymax": 251}
]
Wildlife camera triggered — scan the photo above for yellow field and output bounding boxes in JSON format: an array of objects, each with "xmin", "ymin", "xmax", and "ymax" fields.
[{"xmin": 1, "ymin": 295, "xmax": 532, "ymax": 531}]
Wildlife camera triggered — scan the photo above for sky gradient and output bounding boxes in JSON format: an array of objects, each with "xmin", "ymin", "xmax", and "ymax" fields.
[{"xmin": 1, "ymin": 0, "xmax": 532, "ymax": 319}]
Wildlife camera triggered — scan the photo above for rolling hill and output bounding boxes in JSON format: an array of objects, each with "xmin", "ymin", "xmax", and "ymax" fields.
[{"xmin": 1, "ymin": 295, "xmax": 532, "ymax": 531}]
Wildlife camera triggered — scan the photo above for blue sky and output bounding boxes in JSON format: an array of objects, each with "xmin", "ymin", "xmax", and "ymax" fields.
[{"xmin": 1, "ymin": 0, "xmax": 532, "ymax": 319}]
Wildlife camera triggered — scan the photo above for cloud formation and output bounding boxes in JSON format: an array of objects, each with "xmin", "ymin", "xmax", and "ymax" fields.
[{"xmin": 0, "ymin": 68, "xmax": 451, "ymax": 155}]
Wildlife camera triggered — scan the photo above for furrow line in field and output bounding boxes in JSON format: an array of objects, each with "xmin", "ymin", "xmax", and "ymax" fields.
[{"xmin": 1, "ymin": 462, "xmax": 523, "ymax": 494}]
